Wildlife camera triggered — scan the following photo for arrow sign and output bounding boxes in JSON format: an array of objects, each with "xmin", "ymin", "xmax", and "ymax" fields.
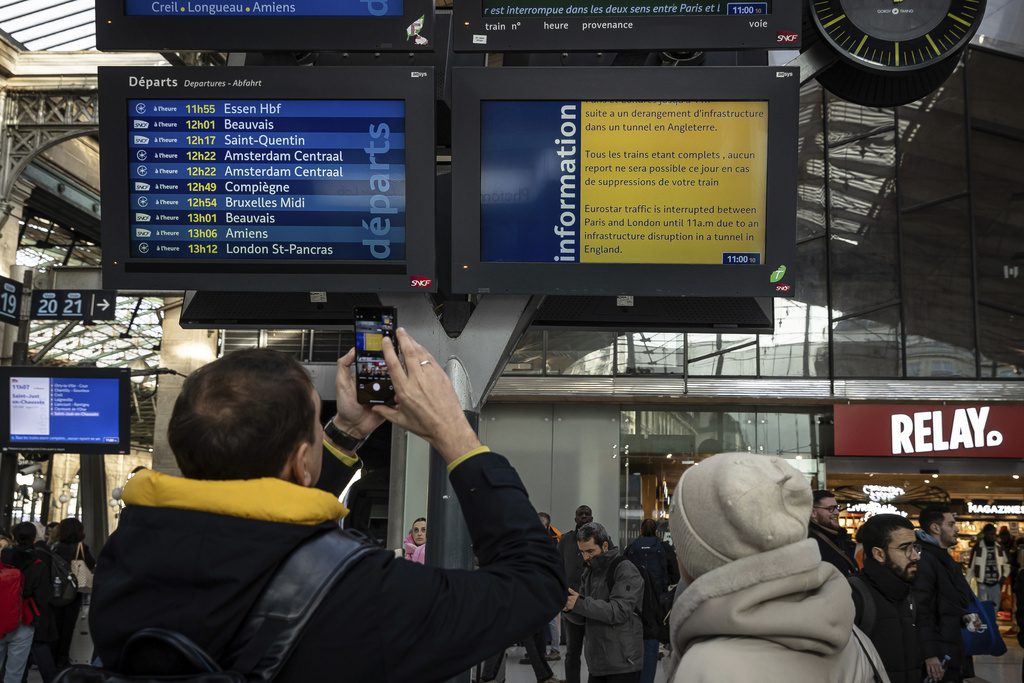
[
  {"xmin": 30, "ymin": 290, "xmax": 117, "ymax": 322},
  {"xmin": 0, "ymin": 275, "xmax": 22, "ymax": 327}
]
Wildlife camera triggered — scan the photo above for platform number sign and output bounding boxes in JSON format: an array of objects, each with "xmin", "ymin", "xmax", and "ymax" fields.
[
  {"xmin": 0, "ymin": 276, "xmax": 22, "ymax": 327},
  {"xmin": 30, "ymin": 290, "xmax": 117, "ymax": 322}
]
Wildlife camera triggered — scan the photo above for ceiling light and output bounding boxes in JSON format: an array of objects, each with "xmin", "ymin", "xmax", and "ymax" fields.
[
  {"xmin": 985, "ymin": 485, "xmax": 989, "ymax": 489},
  {"xmin": 1014, "ymin": 475, "xmax": 1020, "ymax": 480},
  {"xmin": 666, "ymin": 454, "xmax": 673, "ymax": 459}
]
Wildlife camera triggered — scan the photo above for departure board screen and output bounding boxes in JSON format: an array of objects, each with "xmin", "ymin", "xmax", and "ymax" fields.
[
  {"xmin": 100, "ymin": 66, "xmax": 435, "ymax": 292},
  {"xmin": 126, "ymin": 99, "xmax": 406, "ymax": 263},
  {"xmin": 125, "ymin": 0, "xmax": 403, "ymax": 16}
]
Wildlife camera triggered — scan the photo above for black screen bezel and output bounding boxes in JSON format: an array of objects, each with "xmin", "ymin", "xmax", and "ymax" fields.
[
  {"xmin": 452, "ymin": 0, "xmax": 800, "ymax": 52},
  {"xmin": 354, "ymin": 305, "xmax": 397, "ymax": 405},
  {"xmin": 100, "ymin": 66, "xmax": 436, "ymax": 293},
  {"xmin": 451, "ymin": 66, "xmax": 799, "ymax": 298},
  {"xmin": 96, "ymin": 0, "xmax": 435, "ymax": 52},
  {"xmin": 1, "ymin": 366, "xmax": 132, "ymax": 455}
]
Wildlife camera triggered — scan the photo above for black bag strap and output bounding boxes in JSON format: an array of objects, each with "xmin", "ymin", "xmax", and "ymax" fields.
[{"xmin": 222, "ymin": 528, "xmax": 373, "ymax": 682}]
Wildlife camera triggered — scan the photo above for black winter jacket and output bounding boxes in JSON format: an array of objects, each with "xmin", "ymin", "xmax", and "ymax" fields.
[
  {"xmin": 90, "ymin": 451, "xmax": 567, "ymax": 683},
  {"xmin": 808, "ymin": 522, "xmax": 858, "ymax": 576},
  {"xmin": 852, "ymin": 561, "xmax": 922, "ymax": 683},
  {"xmin": 911, "ymin": 535, "xmax": 972, "ymax": 673},
  {"xmin": 559, "ymin": 528, "xmax": 586, "ymax": 591},
  {"xmin": 0, "ymin": 545, "xmax": 57, "ymax": 642}
]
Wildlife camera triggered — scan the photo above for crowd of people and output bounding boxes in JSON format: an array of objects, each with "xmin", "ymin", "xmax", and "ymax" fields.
[
  {"xmin": 1, "ymin": 330, "xmax": 1019, "ymax": 683},
  {"xmin": 0, "ymin": 518, "xmax": 95, "ymax": 683}
]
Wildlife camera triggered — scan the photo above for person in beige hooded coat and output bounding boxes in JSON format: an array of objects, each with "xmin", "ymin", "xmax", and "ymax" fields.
[{"xmin": 667, "ymin": 452, "xmax": 889, "ymax": 683}]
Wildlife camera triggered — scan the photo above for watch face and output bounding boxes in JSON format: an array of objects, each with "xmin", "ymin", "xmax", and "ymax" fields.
[{"xmin": 811, "ymin": 0, "xmax": 985, "ymax": 72}]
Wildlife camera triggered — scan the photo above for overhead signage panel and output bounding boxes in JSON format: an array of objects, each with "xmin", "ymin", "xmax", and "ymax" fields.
[
  {"xmin": 0, "ymin": 276, "xmax": 21, "ymax": 327},
  {"xmin": 834, "ymin": 404, "xmax": 1021, "ymax": 459},
  {"xmin": 453, "ymin": 0, "xmax": 800, "ymax": 52},
  {"xmin": 30, "ymin": 290, "xmax": 117, "ymax": 322}
]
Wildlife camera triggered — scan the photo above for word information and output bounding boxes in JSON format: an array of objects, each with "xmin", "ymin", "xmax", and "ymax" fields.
[
  {"xmin": 9, "ymin": 377, "xmax": 120, "ymax": 444},
  {"xmin": 482, "ymin": 0, "xmax": 769, "ymax": 17},
  {"xmin": 127, "ymin": 99, "xmax": 406, "ymax": 261},
  {"xmin": 479, "ymin": 99, "xmax": 768, "ymax": 264},
  {"xmin": 126, "ymin": 0, "xmax": 403, "ymax": 17}
]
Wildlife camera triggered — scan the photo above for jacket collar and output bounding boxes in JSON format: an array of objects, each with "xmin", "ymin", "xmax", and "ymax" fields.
[
  {"xmin": 861, "ymin": 560, "xmax": 911, "ymax": 602},
  {"xmin": 809, "ymin": 521, "xmax": 846, "ymax": 540},
  {"xmin": 122, "ymin": 469, "xmax": 348, "ymax": 525},
  {"xmin": 916, "ymin": 529, "xmax": 943, "ymax": 548}
]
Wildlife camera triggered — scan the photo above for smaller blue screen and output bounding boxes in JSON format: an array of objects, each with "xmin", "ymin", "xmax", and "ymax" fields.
[{"xmin": 8, "ymin": 377, "xmax": 121, "ymax": 445}]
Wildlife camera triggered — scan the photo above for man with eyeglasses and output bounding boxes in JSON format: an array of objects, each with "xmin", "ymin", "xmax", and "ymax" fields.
[
  {"xmin": 851, "ymin": 514, "xmax": 923, "ymax": 683},
  {"xmin": 809, "ymin": 489, "xmax": 858, "ymax": 576}
]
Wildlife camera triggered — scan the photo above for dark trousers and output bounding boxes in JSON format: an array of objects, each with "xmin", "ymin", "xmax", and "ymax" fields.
[
  {"xmin": 588, "ymin": 673, "xmax": 641, "ymax": 683},
  {"xmin": 481, "ymin": 630, "xmax": 553, "ymax": 683},
  {"xmin": 52, "ymin": 597, "xmax": 81, "ymax": 667},
  {"xmin": 29, "ymin": 642, "xmax": 58, "ymax": 683},
  {"xmin": 564, "ymin": 618, "xmax": 585, "ymax": 683}
]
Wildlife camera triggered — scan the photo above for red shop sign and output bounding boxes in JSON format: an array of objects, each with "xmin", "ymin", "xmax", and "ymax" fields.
[{"xmin": 834, "ymin": 404, "xmax": 1023, "ymax": 458}]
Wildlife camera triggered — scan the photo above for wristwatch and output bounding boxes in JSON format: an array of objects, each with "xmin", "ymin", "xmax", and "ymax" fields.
[{"xmin": 323, "ymin": 419, "xmax": 369, "ymax": 455}]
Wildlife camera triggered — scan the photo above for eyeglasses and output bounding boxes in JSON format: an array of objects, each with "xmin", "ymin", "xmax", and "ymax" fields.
[
  {"xmin": 814, "ymin": 505, "xmax": 841, "ymax": 513},
  {"xmin": 890, "ymin": 542, "xmax": 922, "ymax": 559}
]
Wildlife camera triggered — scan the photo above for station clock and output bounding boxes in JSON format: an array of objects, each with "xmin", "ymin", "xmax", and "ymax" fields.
[{"xmin": 804, "ymin": 0, "xmax": 987, "ymax": 106}]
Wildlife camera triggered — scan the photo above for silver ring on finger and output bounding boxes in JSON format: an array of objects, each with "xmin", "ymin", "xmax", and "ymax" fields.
[{"xmin": 419, "ymin": 360, "xmax": 431, "ymax": 366}]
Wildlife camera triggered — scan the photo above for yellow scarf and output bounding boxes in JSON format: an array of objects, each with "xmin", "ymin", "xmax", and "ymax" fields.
[{"xmin": 122, "ymin": 469, "xmax": 348, "ymax": 525}]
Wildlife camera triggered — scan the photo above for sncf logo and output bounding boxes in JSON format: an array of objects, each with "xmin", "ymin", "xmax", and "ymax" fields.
[
  {"xmin": 777, "ymin": 31, "xmax": 799, "ymax": 43},
  {"xmin": 410, "ymin": 277, "xmax": 433, "ymax": 288},
  {"xmin": 774, "ymin": 283, "xmax": 792, "ymax": 293}
]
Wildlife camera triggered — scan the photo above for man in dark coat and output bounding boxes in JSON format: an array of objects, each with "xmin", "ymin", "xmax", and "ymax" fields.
[
  {"xmin": 90, "ymin": 330, "xmax": 567, "ymax": 682},
  {"xmin": 808, "ymin": 489, "xmax": 858, "ymax": 576},
  {"xmin": 912, "ymin": 505, "xmax": 977, "ymax": 683},
  {"xmin": 557, "ymin": 504, "xmax": 593, "ymax": 683},
  {"xmin": 852, "ymin": 514, "xmax": 923, "ymax": 683}
]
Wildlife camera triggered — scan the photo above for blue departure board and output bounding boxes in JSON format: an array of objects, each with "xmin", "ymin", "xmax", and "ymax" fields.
[
  {"xmin": 127, "ymin": 99, "xmax": 406, "ymax": 262},
  {"xmin": 125, "ymin": 0, "xmax": 403, "ymax": 16}
]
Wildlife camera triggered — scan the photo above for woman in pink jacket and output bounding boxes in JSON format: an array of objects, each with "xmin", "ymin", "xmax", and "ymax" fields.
[{"xmin": 404, "ymin": 517, "xmax": 427, "ymax": 564}]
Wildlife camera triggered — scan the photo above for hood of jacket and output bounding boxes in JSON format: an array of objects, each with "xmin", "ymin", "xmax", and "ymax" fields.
[
  {"xmin": 91, "ymin": 469, "xmax": 348, "ymax": 670},
  {"xmin": 669, "ymin": 538, "xmax": 857, "ymax": 677}
]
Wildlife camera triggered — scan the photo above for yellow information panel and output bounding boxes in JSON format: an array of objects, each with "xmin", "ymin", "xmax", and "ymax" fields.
[{"xmin": 578, "ymin": 101, "xmax": 768, "ymax": 264}]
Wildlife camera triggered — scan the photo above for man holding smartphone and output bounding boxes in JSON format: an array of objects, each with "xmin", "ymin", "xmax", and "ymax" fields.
[{"xmin": 89, "ymin": 328, "xmax": 567, "ymax": 682}]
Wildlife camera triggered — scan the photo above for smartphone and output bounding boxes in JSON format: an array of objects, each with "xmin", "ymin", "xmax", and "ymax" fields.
[{"xmin": 354, "ymin": 306, "xmax": 397, "ymax": 405}]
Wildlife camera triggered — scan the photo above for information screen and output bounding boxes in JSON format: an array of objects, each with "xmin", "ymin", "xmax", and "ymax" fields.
[
  {"xmin": 481, "ymin": 0, "xmax": 770, "ymax": 17},
  {"xmin": 481, "ymin": 100, "xmax": 768, "ymax": 265},
  {"xmin": 125, "ymin": 0, "xmax": 403, "ymax": 16},
  {"xmin": 127, "ymin": 99, "xmax": 405, "ymax": 263},
  {"xmin": 451, "ymin": 66, "xmax": 798, "ymax": 298},
  {"xmin": 2, "ymin": 367, "xmax": 130, "ymax": 453},
  {"xmin": 453, "ymin": 0, "xmax": 796, "ymax": 51}
]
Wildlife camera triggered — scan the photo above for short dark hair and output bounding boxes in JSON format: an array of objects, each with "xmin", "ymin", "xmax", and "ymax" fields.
[
  {"xmin": 169, "ymin": 349, "xmax": 317, "ymax": 480},
  {"xmin": 577, "ymin": 522, "xmax": 611, "ymax": 547},
  {"xmin": 982, "ymin": 523, "xmax": 997, "ymax": 534},
  {"xmin": 12, "ymin": 522, "xmax": 36, "ymax": 547},
  {"xmin": 58, "ymin": 518, "xmax": 85, "ymax": 545},
  {"xmin": 919, "ymin": 505, "xmax": 952, "ymax": 535},
  {"xmin": 640, "ymin": 519, "xmax": 658, "ymax": 537},
  {"xmin": 857, "ymin": 514, "xmax": 914, "ymax": 562},
  {"xmin": 812, "ymin": 489, "xmax": 835, "ymax": 504},
  {"xmin": 538, "ymin": 512, "xmax": 551, "ymax": 523}
]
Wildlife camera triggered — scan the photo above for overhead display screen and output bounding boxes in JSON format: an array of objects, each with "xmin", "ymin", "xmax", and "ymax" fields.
[
  {"xmin": 481, "ymin": 100, "xmax": 768, "ymax": 265},
  {"xmin": 451, "ymin": 67, "xmax": 798, "ymax": 298},
  {"xmin": 127, "ymin": 99, "xmax": 404, "ymax": 262},
  {"xmin": 97, "ymin": 0, "xmax": 432, "ymax": 51},
  {"xmin": 1, "ymin": 368, "xmax": 131, "ymax": 455},
  {"xmin": 100, "ymin": 67, "xmax": 436, "ymax": 292},
  {"xmin": 125, "ymin": 0, "xmax": 403, "ymax": 16},
  {"xmin": 453, "ymin": 0, "xmax": 798, "ymax": 51}
]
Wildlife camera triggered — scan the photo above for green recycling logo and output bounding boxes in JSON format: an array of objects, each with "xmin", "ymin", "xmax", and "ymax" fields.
[{"xmin": 770, "ymin": 265, "xmax": 787, "ymax": 283}]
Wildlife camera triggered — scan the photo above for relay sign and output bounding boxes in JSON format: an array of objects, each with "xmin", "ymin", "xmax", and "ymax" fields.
[{"xmin": 127, "ymin": 99, "xmax": 406, "ymax": 262}]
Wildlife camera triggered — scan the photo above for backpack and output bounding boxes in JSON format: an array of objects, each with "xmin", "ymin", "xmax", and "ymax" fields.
[
  {"xmin": 849, "ymin": 575, "xmax": 877, "ymax": 636},
  {"xmin": 0, "ymin": 563, "xmax": 24, "ymax": 636},
  {"xmin": 54, "ymin": 528, "xmax": 373, "ymax": 683},
  {"xmin": 626, "ymin": 539, "xmax": 668, "ymax": 593},
  {"xmin": 40, "ymin": 549, "xmax": 78, "ymax": 607},
  {"xmin": 606, "ymin": 555, "xmax": 671, "ymax": 643}
]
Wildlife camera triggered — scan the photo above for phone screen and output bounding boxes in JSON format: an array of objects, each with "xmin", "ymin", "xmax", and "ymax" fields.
[{"xmin": 354, "ymin": 306, "xmax": 397, "ymax": 405}]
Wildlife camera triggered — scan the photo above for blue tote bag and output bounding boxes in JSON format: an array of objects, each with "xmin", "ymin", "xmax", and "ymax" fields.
[{"xmin": 961, "ymin": 595, "xmax": 1007, "ymax": 657}]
